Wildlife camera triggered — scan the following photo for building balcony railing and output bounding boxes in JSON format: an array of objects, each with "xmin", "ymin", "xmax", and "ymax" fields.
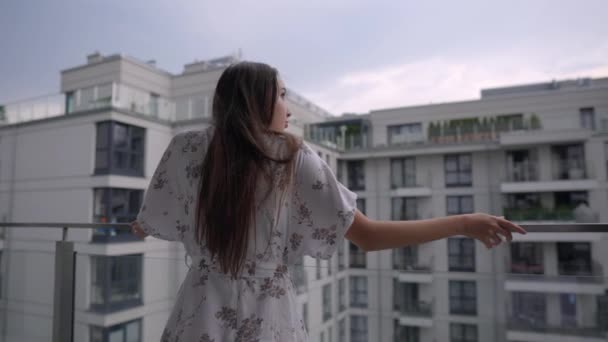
[
  {"xmin": 0, "ymin": 223, "xmax": 607, "ymax": 342},
  {"xmin": 508, "ymin": 316, "xmax": 606, "ymax": 338},
  {"xmin": 395, "ymin": 300, "xmax": 433, "ymax": 317},
  {"xmin": 503, "ymin": 207, "xmax": 575, "ymax": 222},
  {"xmin": 0, "ymin": 83, "xmax": 219, "ymax": 126}
]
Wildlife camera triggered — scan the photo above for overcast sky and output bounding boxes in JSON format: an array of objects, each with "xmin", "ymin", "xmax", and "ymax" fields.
[{"xmin": 1, "ymin": 0, "xmax": 607, "ymax": 115}]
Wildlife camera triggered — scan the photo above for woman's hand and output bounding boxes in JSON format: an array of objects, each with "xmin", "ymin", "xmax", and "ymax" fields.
[
  {"xmin": 130, "ymin": 220, "xmax": 148, "ymax": 239},
  {"xmin": 460, "ymin": 213, "xmax": 526, "ymax": 249}
]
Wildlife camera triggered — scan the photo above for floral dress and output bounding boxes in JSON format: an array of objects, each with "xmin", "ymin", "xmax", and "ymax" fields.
[{"xmin": 136, "ymin": 126, "xmax": 358, "ymax": 342}]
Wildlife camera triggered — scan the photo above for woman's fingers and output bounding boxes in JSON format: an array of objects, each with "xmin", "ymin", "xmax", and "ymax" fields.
[{"xmin": 496, "ymin": 217, "xmax": 527, "ymax": 235}]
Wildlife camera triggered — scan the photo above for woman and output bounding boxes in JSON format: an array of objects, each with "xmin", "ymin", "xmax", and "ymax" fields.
[{"xmin": 131, "ymin": 61, "xmax": 526, "ymax": 341}]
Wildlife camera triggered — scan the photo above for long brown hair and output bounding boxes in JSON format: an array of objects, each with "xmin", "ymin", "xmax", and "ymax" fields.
[{"xmin": 195, "ymin": 61, "xmax": 301, "ymax": 278}]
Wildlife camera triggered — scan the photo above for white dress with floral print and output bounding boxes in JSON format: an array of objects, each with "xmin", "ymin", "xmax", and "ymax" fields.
[{"xmin": 136, "ymin": 127, "xmax": 357, "ymax": 342}]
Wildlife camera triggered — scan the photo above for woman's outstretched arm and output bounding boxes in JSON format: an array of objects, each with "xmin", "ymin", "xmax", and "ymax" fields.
[{"xmin": 345, "ymin": 209, "xmax": 526, "ymax": 252}]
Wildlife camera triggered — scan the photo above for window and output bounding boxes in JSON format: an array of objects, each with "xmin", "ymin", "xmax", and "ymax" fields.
[
  {"xmin": 65, "ymin": 91, "xmax": 75, "ymax": 114},
  {"xmin": 391, "ymin": 197, "xmax": 418, "ymax": 220},
  {"xmin": 391, "ymin": 157, "xmax": 416, "ymax": 188},
  {"xmin": 448, "ymin": 238, "xmax": 475, "ymax": 272},
  {"xmin": 580, "ymin": 107, "xmax": 596, "ymax": 130},
  {"xmin": 93, "ymin": 188, "xmax": 143, "ymax": 243},
  {"xmin": 323, "ymin": 284, "xmax": 332, "ymax": 322},
  {"xmin": 350, "ymin": 276, "xmax": 368, "ymax": 308},
  {"xmin": 510, "ymin": 243, "xmax": 544, "ymax": 274},
  {"xmin": 551, "ymin": 144, "xmax": 586, "ymax": 180},
  {"xmin": 445, "ymin": 154, "xmax": 472, "ymax": 187},
  {"xmin": 393, "ymin": 280, "xmax": 420, "ymax": 313},
  {"xmin": 339, "ymin": 278, "xmax": 347, "ymax": 311},
  {"xmin": 349, "ymin": 242, "xmax": 366, "ymax": 268},
  {"xmin": 557, "ymin": 242, "xmax": 592, "ymax": 276},
  {"xmin": 90, "ymin": 319, "xmax": 141, "ymax": 342},
  {"xmin": 350, "ymin": 315, "xmax": 368, "ymax": 342},
  {"xmin": 512, "ymin": 292, "xmax": 546, "ymax": 326},
  {"xmin": 393, "ymin": 246, "xmax": 417, "ymax": 270},
  {"xmin": 450, "ymin": 323, "xmax": 477, "ymax": 342},
  {"xmin": 338, "ymin": 318, "xmax": 346, "ymax": 342},
  {"xmin": 95, "ymin": 121, "xmax": 145, "ymax": 177},
  {"xmin": 356, "ymin": 198, "xmax": 366, "ymax": 215},
  {"xmin": 338, "ymin": 241, "xmax": 345, "ymax": 271},
  {"xmin": 394, "ymin": 320, "xmax": 419, "ymax": 342},
  {"xmin": 90, "ymin": 254, "xmax": 142, "ymax": 313},
  {"xmin": 446, "ymin": 195, "xmax": 474, "ymax": 215},
  {"xmin": 328, "ymin": 256, "xmax": 332, "ymax": 275},
  {"xmin": 316, "ymin": 258, "xmax": 322, "ymax": 280},
  {"xmin": 449, "ymin": 280, "xmax": 477, "ymax": 315},
  {"xmin": 303, "ymin": 303, "xmax": 308, "ymax": 331},
  {"xmin": 347, "ymin": 160, "xmax": 365, "ymax": 190},
  {"xmin": 387, "ymin": 123, "xmax": 423, "ymax": 145},
  {"xmin": 293, "ymin": 257, "xmax": 307, "ymax": 294}
]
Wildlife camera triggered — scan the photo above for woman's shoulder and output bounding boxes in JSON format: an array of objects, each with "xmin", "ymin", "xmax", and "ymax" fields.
[{"xmin": 172, "ymin": 126, "xmax": 215, "ymax": 152}]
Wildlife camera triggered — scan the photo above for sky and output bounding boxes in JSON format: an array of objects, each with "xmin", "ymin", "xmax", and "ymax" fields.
[{"xmin": 0, "ymin": 0, "xmax": 607, "ymax": 115}]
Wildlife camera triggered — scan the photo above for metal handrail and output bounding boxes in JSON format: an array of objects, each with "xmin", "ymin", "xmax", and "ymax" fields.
[{"xmin": 0, "ymin": 222, "xmax": 607, "ymax": 342}]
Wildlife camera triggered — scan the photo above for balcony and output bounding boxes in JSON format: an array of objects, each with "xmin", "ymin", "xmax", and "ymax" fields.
[
  {"xmin": 0, "ymin": 83, "xmax": 214, "ymax": 126},
  {"xmin": 0, "ymin": 223, "xmax": 607, "ymax": 342},
  {"xmin": 508, "ymin": 316, "xmax": 607, "ymax": 341}
]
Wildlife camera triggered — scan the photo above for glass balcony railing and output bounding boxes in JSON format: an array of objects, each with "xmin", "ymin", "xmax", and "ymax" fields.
[
  {"xmin": 503, "ymin": 207, "xmax": 576, "ymax": 222},
  {"xmin": 0, "ymin": 83, "xmax": 218, "ymax": 126},
  {"xmin": 504, "ymin": 160, "xmax": 539, "ymax": 182},
  {"xmin": 0, "ymin": 223, "xmax": 607, "ymax": 342}
]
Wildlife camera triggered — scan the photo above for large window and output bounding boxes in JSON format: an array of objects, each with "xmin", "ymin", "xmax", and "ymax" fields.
[
  {"xmin": 95, "ymin": 121, "xmax": 145, "ymax": 177},
  {"xmin": 323, "ymin": 284, "xmax": 332, "ymax": 322},
  {"xmin": 557, "ymin": 242, "xmax": 592, "ymax": 276},
  {"xmin": 350, "ymin": 315, "xmax": 368, "ymax": 342},
  {"xmin": 447, "ymin": 195, "xmax": 474, "ymax": 215},
  {"xmin": 450, "ymin": 323, "xmax": 477, "ymax": 342},
  {"xmin": 580, "ymin": 107, "xmax": 596, "ymax": 130},
  {"xmin": 387, "ymin": 123, "xmax": 423, "ymax": 145},
  {"xmin": 338, "ymin": 318, "xmax": 346, "ymax": 342},
  {"xmin": 510, "ymin": 243, "xmax": 543, "ymax": 274},
  {"xmin": 391, "ymin": 197, "xmax": 418, "ymax": 220},
  {"xmin": 551, "ymin": 144, "xmax": 586, "ymax": 180},
  {"xmin": 350, "ymin": 276, "xmax": 368, "ymax": 308},
  {"xmin": 449, "ymin": 280, "xmax": 477, "ymax": 315},
  {"xmin": 349, "ymin": 242, "xmax": 366, "ymax": 268},
  {"xmin": 445, "ymin": 154, "xmax": 472, "ymax": 187},
  {"xmin": 448, "ymin": 238, "xmax": 475, "ymax": 272},
  {"xmin": 391, "ymin": 157, "xmax": 416, "ymax": 188},
  {"xmin": 93, "ymin": 188, "xmax": 143, "ymax": 243},
  {"xmin": 90, "ymin": 319, "xmax": 141, "ymax": 342},
  {"xmin": 90, "ymin": 254, "xmax": 142, "ymax": 313},
  {"xmin": 512, "ymin": 292, "xmax": 546, "ymax": 326},
  {"xmin": 394, "ymin": 321, "xmax": 419, "ymax": 342},
  {"xmin": 347, "ymin": 160, "xmax": 365, "ymax": 190},
  {"xmin": 356, "ymin": 198, "xmax": 366, "ymax": 215},
  {"xmin": 339, "ymin": 278, "xmax": 347, "ymax": 312},
  {"xmin": 393, "ymin": 246, "xmax": 417, "ymax": 270}
]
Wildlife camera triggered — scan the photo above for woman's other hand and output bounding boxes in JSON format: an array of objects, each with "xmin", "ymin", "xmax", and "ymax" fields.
[{"xmin": 461, "ymin": 213, "xmax": 527, "ymax": 249}]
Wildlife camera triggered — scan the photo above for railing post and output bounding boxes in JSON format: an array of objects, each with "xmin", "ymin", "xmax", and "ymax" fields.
[{"xmin": 52, "ymin": 227, "xmax": 75, "ymax": 342}]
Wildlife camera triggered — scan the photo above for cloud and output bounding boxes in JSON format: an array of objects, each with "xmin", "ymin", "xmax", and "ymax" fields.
[{"xmin": 304, "ymin": 45, "xmax": 608, "ymax": 114}]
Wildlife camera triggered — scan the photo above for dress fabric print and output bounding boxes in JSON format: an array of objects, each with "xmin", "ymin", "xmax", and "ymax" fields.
[{"xmin": 136, "ymin": 127, "xmax": 358, "ymax": 342}]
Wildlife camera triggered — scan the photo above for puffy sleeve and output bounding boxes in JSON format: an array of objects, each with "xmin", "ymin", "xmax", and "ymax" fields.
[
  {"xmin": 136, "ymin": 134, "xmax": 185, "ymax": 241},
  {"xmin": 288, "ymin": 142, "xmax": 358, "ymax": 259}
]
